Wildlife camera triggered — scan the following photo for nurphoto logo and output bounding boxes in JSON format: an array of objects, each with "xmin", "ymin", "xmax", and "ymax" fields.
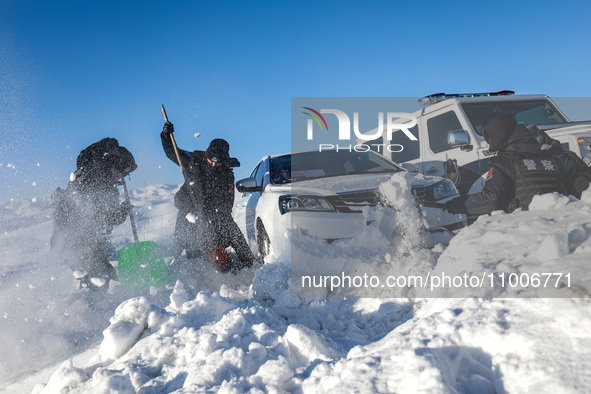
[{"xmin": 302, "ymin": 107, "xmax": 418, "ymax": 153}]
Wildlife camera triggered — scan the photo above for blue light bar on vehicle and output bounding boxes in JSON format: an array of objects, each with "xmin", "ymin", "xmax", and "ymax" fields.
[{"xmin": 418, "ymin": 90, "xmax": 515, "ymax": 106}]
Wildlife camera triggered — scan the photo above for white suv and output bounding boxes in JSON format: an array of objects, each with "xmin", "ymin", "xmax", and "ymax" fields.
[
  {"xmin": 233, "ymin": 150, "xmax": 466, "ymax": 260},
  {"xmin": 360, "ymin": 91, "xmax": 591, "ymax": 196}
]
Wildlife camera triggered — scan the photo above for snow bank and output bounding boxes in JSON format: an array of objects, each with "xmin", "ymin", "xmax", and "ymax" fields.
[
  {"xmin": 2, "ymin": 184, "xmax": 590, "ymax": 393},
  {"xmin": 433, "ymin": 195, "xmax": 591, "ymax": 297},
  {"xmin": 42, "ymin": 292, "xmax": 410, "ymax": 392}
]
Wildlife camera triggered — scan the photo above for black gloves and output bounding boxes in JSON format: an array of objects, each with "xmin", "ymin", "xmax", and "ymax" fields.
[
  {"xmin": 108, "ymin": 201, "xmax": 133, "ymax": 226},
  {"xmin": 163, "ymin": 122, "xmax": 174, "ymax": 135},
  {"xmin": 445, "ymin": 197, "xmax": 468, "ymax": 215},
  {"xmin": 120, "ymin": 200, "xmax": 134, "ymax": 214}
]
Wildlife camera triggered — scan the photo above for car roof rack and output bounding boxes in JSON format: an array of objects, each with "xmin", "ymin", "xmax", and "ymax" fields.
[{"xmin": 418, "ymin": 90, "xmax": 515, "ymax": 106}]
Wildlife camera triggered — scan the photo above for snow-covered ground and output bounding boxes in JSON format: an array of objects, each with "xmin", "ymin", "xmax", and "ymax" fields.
[{"xmin": 1, "ymin": 177, "xmax": 590, "ymax": 393}]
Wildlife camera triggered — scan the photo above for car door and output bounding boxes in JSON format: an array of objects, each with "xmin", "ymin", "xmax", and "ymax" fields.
[
  {"xmin": 234, "ymin": 159, "xmax": 267, "ymax": 245},
  {"xmin": 420, "ymin": 108, "xmax": 481, "ymax": 195}
]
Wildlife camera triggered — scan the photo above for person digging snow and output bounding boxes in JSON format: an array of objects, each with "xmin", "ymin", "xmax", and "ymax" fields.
[
  {"xmin": 160, "ymin": 122, "xmax": 254, "ymax": 272},
  {"xmin": 51, "ymin": 137, "xmax": 137, "ymax": 291},
  {"xmin": 445, "ymin": 114, "xmax": 587, "ymax": 215}
]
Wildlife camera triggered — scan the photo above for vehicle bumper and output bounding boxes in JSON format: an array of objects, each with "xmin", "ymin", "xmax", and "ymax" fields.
[
  {"xmin": 420, "ymin": 205, "xmax": 467, "ymax": 231},
  {"xmin": 291, "ymin": 211, "xmax": 366, "ymax": 240}
]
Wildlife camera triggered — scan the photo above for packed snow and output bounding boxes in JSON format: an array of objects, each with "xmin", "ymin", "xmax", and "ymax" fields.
[{"xmin": 1, "ymin": 175, "xmax": 590, "ymax": 393}]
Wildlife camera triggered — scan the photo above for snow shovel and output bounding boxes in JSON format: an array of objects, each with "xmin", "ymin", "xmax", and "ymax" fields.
[
  {"xmin": 118, "ymin": 178, "xmax": 170, "ymax": 289},
  {"xmin": 161, "ymin": 104, "xmax": 230, "ymax": 271}
]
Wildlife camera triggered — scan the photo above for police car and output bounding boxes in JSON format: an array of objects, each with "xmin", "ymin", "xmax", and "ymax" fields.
[{"xmin": 360, "ymin": 91, "xmax": 591, "ymax": 196}]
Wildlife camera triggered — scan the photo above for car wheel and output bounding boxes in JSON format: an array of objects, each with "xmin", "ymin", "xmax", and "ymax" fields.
[{"xmin": 256, "ymin": 221, "xmax": 271, "ymax": 261}]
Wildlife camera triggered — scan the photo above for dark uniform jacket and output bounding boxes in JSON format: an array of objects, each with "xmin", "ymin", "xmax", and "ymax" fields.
[
  {"xmin": 52, "ymin": 138, "xmax": 128, "ymax": 244},
  {"xmin": 160, "ymin": 132, "xmax": 236, "ymax": 220},
  {"xmin": 447, "ymin": 125, "xmax": 575, "ymax": 215},
  {"xmin": 51, "ymin": 138, "xmax": 128, "ymax": 283},
  {"xmin": 160, "ymin": 131, "xmax": 256, "ymax": 267}
]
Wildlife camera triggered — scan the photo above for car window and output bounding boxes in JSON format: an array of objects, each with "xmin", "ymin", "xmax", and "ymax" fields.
[
  {"xmin": 292, "ymin": 168, "xmax": 326, "ymax": 179},
  {"xmin": 289, "ymin": 151, "xmax": 403, "ymax": 181},
  {"xmin": 365, "ymin": 125, "xmax": 419, "ymax": 164},
  {"xmin": 427, "ymin": 111, "xmax": 463, "ymax": 153},
  {"xmin": 250, "ymin": 163, "xmax": 259, "ymax": 178},
  {"xmin": 253, "ymin": 163, "xmax": 265, "ymax": 187},
  {"xmin": 367, "ymin": 136, "xmax": 384, "ymax": 155},
  {"xmin": 462, "ymin": 100, "xmax": 567, "ymax": 135},
  {"xmin": 249, "ymin": 162, "xmax": 265, "ymax": 187},
  {"xmin": 270, "ymin": 156, "xmax": 292, "ymax": 184},
  {"xmin": 390, "ymin": 124, "xmax": 420, "ymax": 163}
]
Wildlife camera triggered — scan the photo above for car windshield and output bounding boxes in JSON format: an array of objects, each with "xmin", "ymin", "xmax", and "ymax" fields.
[
  {"xmin": 461, "ymin": 100, "xmax": 567, "ymax": 136},
  {"xmin": 269, "ymin": 150, "xmax": 403, "ymax": 184}
]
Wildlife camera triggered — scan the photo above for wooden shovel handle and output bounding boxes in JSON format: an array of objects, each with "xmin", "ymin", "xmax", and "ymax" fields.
[
  {"xmin": 160, "ymin": 104, "xmax": 201, "ymax": 211},
  {"xmin": 161, "ymin": 104, "xmax": 169, "ymax": 122}
]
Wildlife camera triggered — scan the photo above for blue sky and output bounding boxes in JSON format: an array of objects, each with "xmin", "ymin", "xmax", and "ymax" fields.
[{"xmin": 1, "ymin": 0, "xmax": 590, "ymax": 200}]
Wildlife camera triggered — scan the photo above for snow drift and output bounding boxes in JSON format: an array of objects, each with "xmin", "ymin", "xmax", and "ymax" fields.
[{"xmin": 1, "ymin": 177, "xmax": 590, "ymax": 393}]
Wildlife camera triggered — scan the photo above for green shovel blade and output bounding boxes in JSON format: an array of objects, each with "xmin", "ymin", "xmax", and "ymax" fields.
[{"xmin": 118, "ymin": 241, "xmax": 169, "ymax": 289}]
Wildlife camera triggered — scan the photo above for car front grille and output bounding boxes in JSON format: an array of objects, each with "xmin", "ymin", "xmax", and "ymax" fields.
[
  {"xmin": 328, "ymin": 190, "xmax": 382, "ymax": 213},
  {"xmin": 410, "ymin": 186, "xmax": 431, "ymax": 202},
  {"xmin": 316, "ymin": 187, "xmax": 434, "ymax": 213}
]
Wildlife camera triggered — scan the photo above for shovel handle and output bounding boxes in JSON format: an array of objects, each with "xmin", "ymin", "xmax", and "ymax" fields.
[
  {"xmin": 161, "ymin": 104, "xmax": 169, "ymax": 122},
  {"xmin": 160, "ymin": 104, "xmax": 201, "ymax": 211},
  {"xmin": 121, "ymin": 178, "xmax": 139, "ymax": 244},
  {"xmin": 161, "ymin": 104, "xmax": 187, "ymax": 178}
]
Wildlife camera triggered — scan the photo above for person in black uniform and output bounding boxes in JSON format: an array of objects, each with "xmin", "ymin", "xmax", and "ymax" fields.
[
  {"xmin": 445, "ymin": 114, "xmax": 583, "ymax": 215},
  {"xmin": 51, "ymin": 138, "xmax": 137, "ymax": 290},
  {"xmin": 160, "ymin": 122, "xmax": 254, "ymax": 270}
]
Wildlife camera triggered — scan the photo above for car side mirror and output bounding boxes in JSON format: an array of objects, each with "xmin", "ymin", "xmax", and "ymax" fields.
[
  {"xmin": 447, "ymin": 129, "xmax": 473, "ymax": 151},
  {"xmin": 236, "ymin": 177, "xmax": 262, "ymax": 193}
]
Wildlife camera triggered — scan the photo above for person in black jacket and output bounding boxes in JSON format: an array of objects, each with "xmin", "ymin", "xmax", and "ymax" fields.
[
  {"xmin": 51, "ymin": 138, "xmax": 137, "ymax": 290},
  {"xmin": 160, "ymin": 122, "xmax": 254, "ymax": 271},
  {"xmin": 445, "ymin": 114, "xmax": 582, "ymax": 215}
]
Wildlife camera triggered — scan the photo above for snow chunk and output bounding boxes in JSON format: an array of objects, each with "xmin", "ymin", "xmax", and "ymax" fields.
[
  {"xmin": 169, "ymin": 280, "xmax": 189, "ymax": 310},
  {"xmin": 41, "ymin": 360, "xmax": 89, "ymax": 393},
  {"xmin": 529, "ymin": 192, "xmax": 572, "ymax": 211},
  {"xmin": 284, "ymin": 324, "xmax": 338, "ymax": 364},
  {"xmin": 99, "ymin": 297, "xmax": 167, "ymax": 360},
  {"xmin": 89, "ymin": 368, "xmax": 135, "ymax": 393},
  {"xmin": 72, "ymin": 270, "xmax": 87, "ymax": 279},
  {"xmin": 379, "ymin": 172, "xmax": 426, "ymax": 253},
  {"xmin": 90, "ymin": 277, "xmax": 107, "ymax": 288},
  {"xmin": 186, "ymin": 212, "xmax": 198, "ymax": 223},
  {"xmin": 581, "ymin": 186, "xmax": 591, "ymax": 203},
  {"xmin": 253, "ymin": 356, "xmax": 294, "ymax": 387}
]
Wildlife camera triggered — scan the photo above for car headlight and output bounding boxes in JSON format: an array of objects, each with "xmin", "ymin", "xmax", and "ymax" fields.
[
  {"xmin": 430, "ymin": 179, "xmax": 459, "ymax": 201},
  {"xmin": 278, "ymin": 195, "xmax": 336, "ymax": 215},
  {"xmin": 578, "ymin": 137, "xmax": 591, "ymax": 162}
]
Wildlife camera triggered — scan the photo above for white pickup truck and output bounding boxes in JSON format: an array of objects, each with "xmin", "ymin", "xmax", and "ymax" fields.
[{"xmin": 362, "ymin": 91, "xmax": 591, "ymax": 196}]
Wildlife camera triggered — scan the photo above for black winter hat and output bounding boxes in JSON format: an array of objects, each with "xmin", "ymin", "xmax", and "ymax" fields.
[
  {"xmin": 106, "ymin": 146, "xmax": 137, "ymax": 175},
  {"xmin": 482, "ymin": 114, "xmax": 517, "ymax": 152},
  {"xmin": 205, "ymin": 139, "xmax": 230, "ymax": 164}
]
